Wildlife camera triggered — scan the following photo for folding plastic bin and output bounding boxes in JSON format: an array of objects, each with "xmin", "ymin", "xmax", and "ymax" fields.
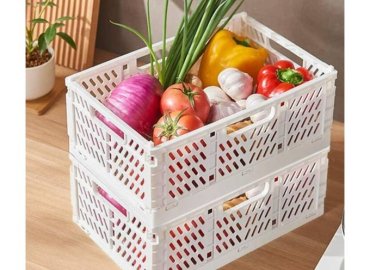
[
  {"xmin": 66, "ymin": 13, "xmax": 336, "ymax": 220},
  {"xmin": 70, "ymin": 149, "xmax": 329, "ymax": 270},
  {"xmin": 66, "ymin": 12, "xmax": 337, "ymax": 269}
]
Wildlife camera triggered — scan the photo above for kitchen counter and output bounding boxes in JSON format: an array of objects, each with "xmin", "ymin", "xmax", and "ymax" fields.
[{"xmin": 26, "ymin": 54, "xmax": 344, "ymax": 269}]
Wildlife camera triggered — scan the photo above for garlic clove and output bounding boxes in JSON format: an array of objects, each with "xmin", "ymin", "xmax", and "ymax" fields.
[
  {"xmin": 245, "ymin": 94, "xmax": 269, "ymax": 123},
  {"xmin": 236, "ymin": 99, "xmax": 247, "ymax": 108},
  {"xmin": 204, "ymin": 86, "xmax": 231, "ymax": 104},
  {"xmin": 218, "ymin": 68, "xmax": 253, "ymax": 101}
]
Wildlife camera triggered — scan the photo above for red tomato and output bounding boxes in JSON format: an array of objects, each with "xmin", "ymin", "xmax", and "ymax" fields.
[
  {"xmin": 275, "ymin": 60, "xmax": 295, "ymax": 69},
  {"xmin": 161, "ymin": 83, "xmax": 210, "ymax": 123},
  {"xmin": 296, "ymin": 67, "xmax": 314, "ymax": 82},
  {"xmin": 268, "ymin": 82, "xmax": 295, "ymax": 97},
  {"xmin": 153, "ymin": 111, "xmax": 204, "ymax": 145}
]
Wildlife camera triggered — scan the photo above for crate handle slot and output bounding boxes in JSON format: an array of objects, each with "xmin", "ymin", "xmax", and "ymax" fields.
[
  {"xmin": 226, "ymin": 106, "xmax": 276, "ymax": 136},
  {"xmin": 223, "ymin": 182, "xmax": 270, "ymax": 213},
  {"xmin": 97, "ymin": 186, "xmax": 128, "ymax": 217}
]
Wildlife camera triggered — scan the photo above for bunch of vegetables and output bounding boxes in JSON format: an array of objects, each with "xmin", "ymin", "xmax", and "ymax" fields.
[
  {"xmin": 98, "ymin": 0, "xmax": 246, "ymax": 143},
  {"xmin": 97, "ymin": 0, "xmax": 315, "ymax": 146},
  {"xmin": 153, "ymin": 82, "xmax": 210, "ymax": 145}
]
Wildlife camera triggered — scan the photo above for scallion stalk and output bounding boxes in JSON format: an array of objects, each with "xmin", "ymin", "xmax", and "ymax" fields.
[
  {"xmin": 111, "ymin": 0, "xmax": 245, "ymax": 89},
  {"xmin": 162, "ymin": 0, "xmax": 169, "ymax": 76},
  {"xmin": 179, "ymin": 0, "xmax": 189, "ymax": 75},
  {"xmin": 146, "ymin": 0, "xmax": 154, "ymax": 76},
  {"xmin": 110, "ymin": 21, "xmax": 161, "ymax": 77}
]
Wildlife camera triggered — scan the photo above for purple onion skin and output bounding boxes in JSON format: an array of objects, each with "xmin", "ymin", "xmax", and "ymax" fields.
[{"xmin": 97, "ymin": 74, "xmax": 162, "ymax": 138}]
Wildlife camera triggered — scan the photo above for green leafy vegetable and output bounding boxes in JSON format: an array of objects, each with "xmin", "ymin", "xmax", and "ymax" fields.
[{"xmin": 111, "ymin": 0, "xmax": 245, "ymax": 88}]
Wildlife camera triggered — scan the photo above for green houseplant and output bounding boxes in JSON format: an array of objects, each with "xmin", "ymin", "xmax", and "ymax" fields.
[{"xmin": 26, "ymin": 0, "xmax": 76, "ymax": 100}]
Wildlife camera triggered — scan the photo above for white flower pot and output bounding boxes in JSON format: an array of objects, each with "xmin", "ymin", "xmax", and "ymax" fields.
[{"xmin": 26, "ymin": 47, "xmax": 55, "ymax": 100}]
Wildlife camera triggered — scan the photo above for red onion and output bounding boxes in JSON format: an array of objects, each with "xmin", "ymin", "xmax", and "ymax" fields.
[{"xmin": 97, "ymin": 74, "xmax": 162, "ymax": 138}]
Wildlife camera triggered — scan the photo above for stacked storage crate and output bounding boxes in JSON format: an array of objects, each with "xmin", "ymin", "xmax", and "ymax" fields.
[{"xmin": 66, "ymin": 13, "xmax": 337, "ymax": 270}]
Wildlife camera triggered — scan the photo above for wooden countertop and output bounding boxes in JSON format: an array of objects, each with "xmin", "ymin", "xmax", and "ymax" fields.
[{"xmin": 26, "ymin": 58, "xmax": 344, "ymax": 269}]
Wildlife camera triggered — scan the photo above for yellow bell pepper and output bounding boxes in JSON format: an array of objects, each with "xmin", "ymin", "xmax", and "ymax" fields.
[{"xmin": 198, "ymin": 29, "xmax": 268, "ymax": 87}]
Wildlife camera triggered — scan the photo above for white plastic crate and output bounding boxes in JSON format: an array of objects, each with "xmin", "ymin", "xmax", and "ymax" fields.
[
  {"xmin": 71, "ymin": 149, "xmax": 329, "ymax": 270},
  {"xmin": 66, "ymin": 12, "xmax": 336, "ymax": 217}
]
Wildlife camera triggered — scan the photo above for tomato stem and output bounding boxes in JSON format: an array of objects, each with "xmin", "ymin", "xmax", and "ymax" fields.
[{"xmin": 154, "ymin": 110, "xmax": 188, "ymax": 139}]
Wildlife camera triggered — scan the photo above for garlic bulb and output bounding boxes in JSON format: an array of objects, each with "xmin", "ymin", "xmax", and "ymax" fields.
[
  {"xmin": 218, "ymin": 68, "xmax": 253, "ymax": 101},
  {"xmin": 207, "ymin": 101, "xmax": 243, "ymax": 123},
  {"xmin": 245, "ymin": 94, "xmax": 269, "ymax": 123},
  {"xmin": 203, "ymin": 86, "xmax": 231, "ymax": 104}
]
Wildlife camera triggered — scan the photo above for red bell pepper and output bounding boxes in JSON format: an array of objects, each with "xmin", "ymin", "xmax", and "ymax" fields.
[{"xmin": 256, "ymin": 60, "xmax": 313, "ymax": 98}]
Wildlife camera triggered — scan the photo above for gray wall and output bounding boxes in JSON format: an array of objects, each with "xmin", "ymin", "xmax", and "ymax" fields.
[{"xmin": 96, "ymin": 0, "xmax": 344, "ymax": 122}]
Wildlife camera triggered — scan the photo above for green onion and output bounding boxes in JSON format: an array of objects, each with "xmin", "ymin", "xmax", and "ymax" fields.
[
  {"xmin": 162, "ymin": 0, "xmax": 169, "ymax": 76},
  {"xmin": 180, "ymin": 0, "xmax": 189, "ymax": 74},
  {"xmin": 109, "ymin": 20, "xmax": 162, "ymax": 80},
  {"xmin": 146, "ymin": 0, "xmax": 154, "ymax": 76},
  {"xmin": 111, "ymin": 0, "xmax": 245, "ymax": 88},
  {"xmin": 177, "ymin": 0, "xmax": 218, "ymax": 82}
]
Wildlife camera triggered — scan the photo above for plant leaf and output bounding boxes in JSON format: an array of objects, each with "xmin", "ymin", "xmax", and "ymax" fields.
[
  {"xmin": 44, "ymin": 24, "xmax": 57, "ymax": 44},
  {"xmin": 38, "ymin": 33, "xmax": 47, "ymax": 54},
  {"xmin": 40, "ymin": 1, "xmax": 57, "ymax": 7},
  {"xmin": 56, "ymin": 32, "xmax": 77, "ymax": 49},
  {"xmin": 31, "ymin": 18, "xmax": 49, "ymax": 24},
  {"xmin": 56, "ymin": 16, "xmax": 74, "ymax": 22},
  {"xmin": 26, "ymin": 28, "xmax": 33, "ymax": 44},
  {"xmin": 54, "ymin": 23, "xmax": 65, "ymax": 28}
]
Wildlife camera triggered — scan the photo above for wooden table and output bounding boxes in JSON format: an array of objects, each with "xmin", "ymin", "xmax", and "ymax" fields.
[{"xmin": 26, "ymin": 71, "xmax": 344, "ymax": 270}]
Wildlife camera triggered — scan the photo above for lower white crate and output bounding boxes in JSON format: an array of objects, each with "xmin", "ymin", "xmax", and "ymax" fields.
[{"xmin": 71, "ymin": 149, "xmax": 328, "ymax": 270}]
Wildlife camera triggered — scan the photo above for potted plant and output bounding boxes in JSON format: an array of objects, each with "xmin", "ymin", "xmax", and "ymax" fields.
[{"xmin": 26, "ymin": 0, "xmax": 76, "ymax": 100}]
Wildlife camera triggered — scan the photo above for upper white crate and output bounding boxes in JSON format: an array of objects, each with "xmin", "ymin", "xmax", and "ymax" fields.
[{"xmin": 66, "ymin": 12, "xmax": 337, "ymax": 216}]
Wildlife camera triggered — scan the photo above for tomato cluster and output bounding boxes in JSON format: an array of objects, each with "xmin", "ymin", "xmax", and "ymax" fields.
[{"xmin": 153, "ymin": 83, "xmax": 210, "ymax": 145}]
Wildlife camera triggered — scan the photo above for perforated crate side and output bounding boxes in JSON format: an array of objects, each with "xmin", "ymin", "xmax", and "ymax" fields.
[
  {"xmin": 210, "ymin": 13, "xmax": 337, "ymax": 183},
  {"xmin": 278, "ymin": 152, "xmax": 328, "ymax": 226},
  {"xmin": 66, "ymin": 62, "xmax": 165, "ymax": 211},
  {"xmin": 71, "ymin": 160, "xmax": 157, "ymax": 270}
]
